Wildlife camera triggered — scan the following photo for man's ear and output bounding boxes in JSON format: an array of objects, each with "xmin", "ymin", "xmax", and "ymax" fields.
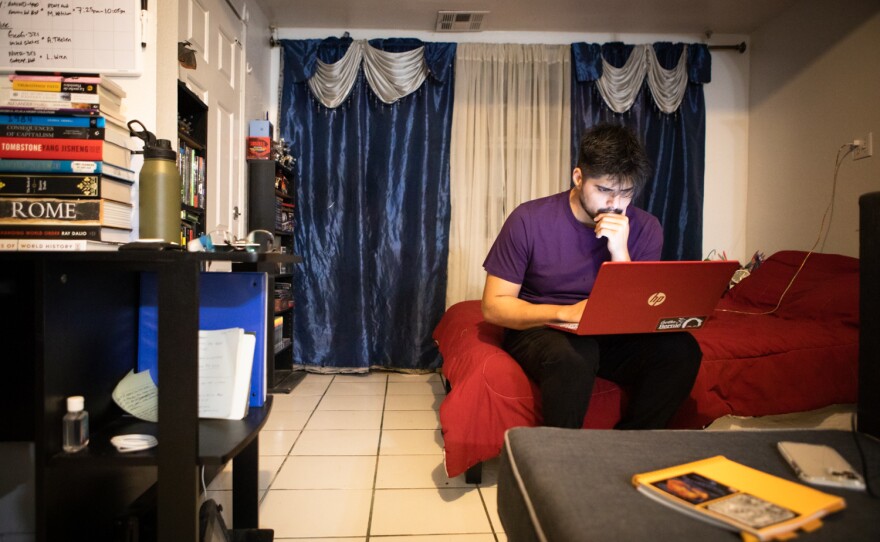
[{"xmin": 572, "ymin": 167, "xmax": 583, "ymax": 187}]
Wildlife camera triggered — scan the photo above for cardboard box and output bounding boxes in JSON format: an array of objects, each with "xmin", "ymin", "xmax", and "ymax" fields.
[{"xmin": 248, "ymin": 120, "xmax": 273, "ymax": 138}]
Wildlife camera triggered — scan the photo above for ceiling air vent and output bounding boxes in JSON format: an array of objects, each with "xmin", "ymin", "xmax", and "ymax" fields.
[{"xmin": 435, "ymin": 11, "xmax": 488, "ymax": 32}]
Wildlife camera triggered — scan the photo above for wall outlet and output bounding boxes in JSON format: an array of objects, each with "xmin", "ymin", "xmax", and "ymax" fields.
[{"xmin": 854, "ymin": 132, "xmax": 873, "ymax": 160}]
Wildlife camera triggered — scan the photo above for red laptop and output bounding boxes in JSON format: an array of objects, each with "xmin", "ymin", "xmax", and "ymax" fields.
[{"xmin": 548, "ymin": 260, "xmax": 740, "ymax": 335}]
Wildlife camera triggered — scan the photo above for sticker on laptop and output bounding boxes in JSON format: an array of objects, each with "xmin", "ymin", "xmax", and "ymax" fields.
[{"xmin": 656, "ymin": 317, "xmax": 706, "ymax": 330}]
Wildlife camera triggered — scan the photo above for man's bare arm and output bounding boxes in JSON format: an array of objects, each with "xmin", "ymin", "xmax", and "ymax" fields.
[{"xmin": 481, "ymin": 274, "xmax": 586, "ymax": 330}]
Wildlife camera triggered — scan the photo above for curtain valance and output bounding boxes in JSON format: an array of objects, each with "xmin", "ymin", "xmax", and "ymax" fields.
[
  {"xmin": 281, "ymin": 37, "xmax": 455, "ymax": 108},
  {"xmin": 571, "ymin": 42, "xmax": 711, "ymax": 114}
]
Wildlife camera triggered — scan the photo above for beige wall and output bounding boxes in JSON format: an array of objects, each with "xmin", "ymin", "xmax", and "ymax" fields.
[
  {"xmin": 704, "ymin": 38, "xmax": 750, "ymax": 262},
  {"xmin": 748, "ymin": 0, "xmax": 880, "ymax": 259}
]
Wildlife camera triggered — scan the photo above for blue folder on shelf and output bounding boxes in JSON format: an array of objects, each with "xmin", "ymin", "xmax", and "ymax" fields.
[{"xmin": 137, "ymin": 272, "xmax": 269, "ymax": 408}]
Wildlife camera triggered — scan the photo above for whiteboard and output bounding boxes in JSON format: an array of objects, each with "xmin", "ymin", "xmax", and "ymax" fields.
[{"xmin": 0, "ymin": 0, "xmax": 141, "ymax": 75}]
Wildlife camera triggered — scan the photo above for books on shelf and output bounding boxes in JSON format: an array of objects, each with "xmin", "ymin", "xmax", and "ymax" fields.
[
  {"xmin": 7, "ymin": 89, "xmax": 120, "ymax": 108},
  {"xmin": 0, "ymin": 159, "xmax": 132, "ymax": 179},
  {"xmin": 178, "ymin": 139, "xmax": 206, "ymax": 209},
  {"xmin": 0, "ymin": 113, "xmax": 105, "ymax": 139},
  {"xmin": 0, "ymin": 197, "xmax": 132, "ymax": 230},
  {"xmin": 276, "ymin": 198, "xmax": 294, "ymax": 232},
  {"xmin": 0, "ymin": 238, "xmax": 119, "ymax": 251},
  {"xmin": 7, "ymin": 73, "xmax": 125, "ymax": 98},
  {"xmin": 632, "ymin": 455, "xmax": 846, "ymax": 541},
  {"xmin": 0, "ymin": 73, "xmax": 133, "ymax": 248},
  {"xmin": 0, "ymin": 224, "xmax": 131, "ymax": 243},
  {"xmin": 0, "ymin": 136, "xmax": 132, "ymax": 167},
  {"xmin": 0, "ymin": 173, "xmax": 133, "ymax": 204},
  {"xmin": 1, "ymin": 73, "xmax": 127, "ymax": 121},
  {"xmin": 273, "ymin": 316, "xmax": 284, "ymax": 351}
]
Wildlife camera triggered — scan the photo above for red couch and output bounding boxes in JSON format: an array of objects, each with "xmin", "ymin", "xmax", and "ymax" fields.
[{"xmin": 434, "ymin": 251, "xmax": 859, "ymax": 480}]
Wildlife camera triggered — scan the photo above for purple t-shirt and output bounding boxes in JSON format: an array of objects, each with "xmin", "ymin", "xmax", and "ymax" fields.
[{"xmin": 483, "ymin": 191, "xmax": 663, "ymax": 305}]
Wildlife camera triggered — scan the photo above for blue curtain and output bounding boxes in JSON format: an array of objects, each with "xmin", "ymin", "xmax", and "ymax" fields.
[
  {"xmin": 279, "ymin": 38, "xmax": 456, "ymax": 371},
  {"xmin": 571, "ymin": 42, "xmax": 711, "ymax": 261}
]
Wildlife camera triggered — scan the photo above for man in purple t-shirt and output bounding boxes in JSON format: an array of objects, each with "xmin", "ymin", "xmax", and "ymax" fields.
[{"xmin": 482, "ymin": 124, "xmax": 701, "ymax": 429}]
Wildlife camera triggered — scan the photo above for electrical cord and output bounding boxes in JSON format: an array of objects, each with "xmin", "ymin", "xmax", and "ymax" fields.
[
  {"xmin": 716, "ymin": 144, "xmax": 856, "ymax": 316},
  {"xmin": 850, "ymin": 413, "xmax": 878, "ymax": 498}
]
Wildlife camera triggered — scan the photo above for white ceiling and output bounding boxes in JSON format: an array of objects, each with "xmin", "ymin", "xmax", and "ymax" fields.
[{"xmin": 251, "ymin": 0, "xmax": 798, "ymax": 35}]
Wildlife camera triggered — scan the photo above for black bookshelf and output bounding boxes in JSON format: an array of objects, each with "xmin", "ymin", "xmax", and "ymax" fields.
[
  {"xmin": 244, "ymin": 159, "xmax": 301, "ymax": 392},
  {"xmin": 177, "ymin": 81, "xmax": 208, "ymax": 244},
  {"xmin": 0, "ymin": 251, "xmax": 294, "ymax": 541}
]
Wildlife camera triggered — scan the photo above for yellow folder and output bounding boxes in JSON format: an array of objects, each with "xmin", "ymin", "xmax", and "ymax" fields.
[{"xmin": 632, "ymin": 455, "xmax": 846, "ymax": 541}]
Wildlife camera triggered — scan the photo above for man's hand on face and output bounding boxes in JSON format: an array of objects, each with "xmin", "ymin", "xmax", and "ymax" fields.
[{"xmin": 594, "ymin": 211, "xmax": 631, "ymax": 261}]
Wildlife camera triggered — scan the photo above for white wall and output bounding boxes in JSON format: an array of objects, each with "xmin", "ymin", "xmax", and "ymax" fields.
[
  {"xmin": 273, "ymin": 27, "xmax": 752, "ymax": 261},
  {"xmin": 748, "ymin": 0, "xmax": 880, "ymax": 259},
  {"xmin": 243, "ymin": 2, "xmax": 276, "ymax": 126},
  {"xmin": 101, "ymin": 1, "xmax": 162, "ymax": 239}
]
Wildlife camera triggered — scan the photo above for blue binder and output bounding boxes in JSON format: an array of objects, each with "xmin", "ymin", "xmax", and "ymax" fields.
[{"xmin": 137, "ymin": 272, "xmax": 268, "ymax": 408}]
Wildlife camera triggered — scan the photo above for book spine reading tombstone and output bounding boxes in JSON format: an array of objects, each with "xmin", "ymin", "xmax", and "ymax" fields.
[{"xmin": 0, "ymin": 137, "xmax": 130, "ymax": 164}]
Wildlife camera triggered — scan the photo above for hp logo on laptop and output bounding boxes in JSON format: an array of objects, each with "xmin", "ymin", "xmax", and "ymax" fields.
[{"xmin": 647, "ymin": 292, "xmax": 667, "ymax": 306}]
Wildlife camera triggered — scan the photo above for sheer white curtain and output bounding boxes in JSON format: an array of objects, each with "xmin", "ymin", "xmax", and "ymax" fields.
[{"xmin": 446, "ymin": 43, "xmax": 571, "ymax": 307}]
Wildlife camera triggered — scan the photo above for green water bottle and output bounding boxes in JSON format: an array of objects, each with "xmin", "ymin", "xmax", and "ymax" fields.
[{"xmin": 129, "ymin": 120, "xmax": 182, "ymax": 244}]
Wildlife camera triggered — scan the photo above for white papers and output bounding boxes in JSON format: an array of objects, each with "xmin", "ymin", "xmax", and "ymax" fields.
[
  {"xmin": 112, "ymin": 369, "xmax": 159, "ymax": 422},
  {"xmin": 198, "ymin": 328, "xmax": 256, "ymax": 420},
  {"xmin": 112, "ymin": 327, "xmax": 256, "ymax": 422}
]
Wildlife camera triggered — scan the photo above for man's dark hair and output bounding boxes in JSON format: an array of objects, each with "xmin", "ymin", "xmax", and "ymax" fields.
[{"xmin": 576, "ymin": 123, "xmax": 651, "ymax": 196}]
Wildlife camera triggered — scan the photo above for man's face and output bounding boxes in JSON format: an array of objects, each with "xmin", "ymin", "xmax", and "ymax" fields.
[{"xmin": 573, "ymin": 169, "xmax": 635, "ymax": 220}]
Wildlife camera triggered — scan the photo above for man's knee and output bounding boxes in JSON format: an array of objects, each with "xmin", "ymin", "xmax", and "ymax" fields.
[
  {"xmin": 663, "ymin": 332, "xmax": 702, "ymax": 383},
  {"xmin": 543, "ymin": 350, "xmax": 598, "ymax": 384},
  {"xmin": 505, "ymin": 329, "xmax": 599, "ymax": 383}
]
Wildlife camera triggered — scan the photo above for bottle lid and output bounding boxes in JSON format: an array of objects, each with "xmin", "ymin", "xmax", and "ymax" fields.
[
  {"xmin": 67, "ymin": 396, "xmax": 84, "ymax": 412},
  {"xmin": 128, "ymin": 120, "xmax": 177, "ymax": 160},
  {"xmin": 144, "ymin": 138, "xmax": 177, "ymax": 161}
]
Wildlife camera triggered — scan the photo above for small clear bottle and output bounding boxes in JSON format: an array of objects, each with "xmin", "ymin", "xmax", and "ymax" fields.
[{"xmin": 62, "ymin": 395, "xmax": 89, "ymax": 453}]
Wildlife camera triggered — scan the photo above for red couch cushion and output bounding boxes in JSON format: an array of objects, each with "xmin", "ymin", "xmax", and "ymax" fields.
[
  {"xmin": 435, "ymin": 300, "xmax": 623, "ymax": 477},
  {"xmin": 669, "ymin": 250, "xmax": 859, "ymax": 428}
]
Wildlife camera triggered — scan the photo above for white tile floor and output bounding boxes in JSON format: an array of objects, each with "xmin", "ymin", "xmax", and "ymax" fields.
[{"xmin": 207, "ymin": 371, "xmax": 507, "ymax": 541}]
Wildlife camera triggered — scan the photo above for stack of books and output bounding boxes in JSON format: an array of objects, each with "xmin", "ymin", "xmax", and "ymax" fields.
[
  {"xmin": 0, "ymin": 72, "xmax": 136, "ymax": 250},
  {"xmin": 274, "ymin": 281, "xmax": 293, "ymax": 312},
  {"xmin": 276, "ymin": 197, "xmax": 294, "ymax": 232}
]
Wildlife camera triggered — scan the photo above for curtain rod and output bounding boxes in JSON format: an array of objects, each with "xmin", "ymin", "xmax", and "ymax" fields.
[
  {"xmin": 267, "ymin": 36, "xmax": 747, "ymax": 54},
  {"xmin": 708, "ymin": 42, "xmax": 747, "ymax": 54}
]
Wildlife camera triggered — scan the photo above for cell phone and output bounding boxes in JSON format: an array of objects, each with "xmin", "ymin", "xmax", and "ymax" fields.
[{"xmin": 777, "ymin": 441, "xmax": 866, "ymax": 491}]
